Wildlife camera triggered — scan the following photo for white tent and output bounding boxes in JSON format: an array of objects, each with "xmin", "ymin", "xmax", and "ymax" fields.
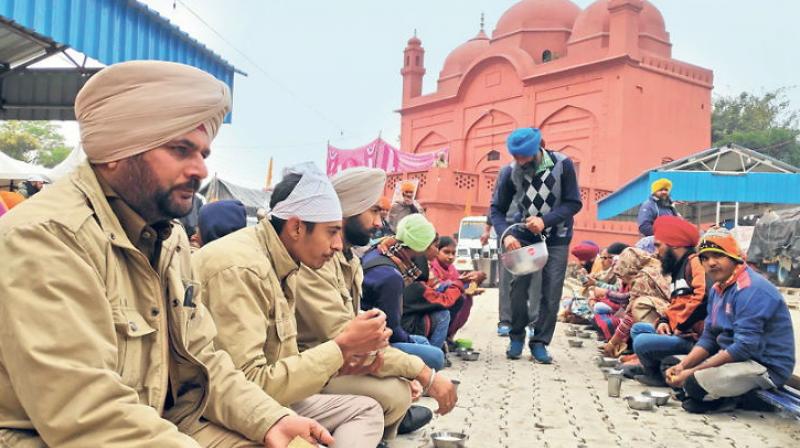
[
  {"xmin": 0, "ymin": 151, "xmax": 51, "ymax": 189},
  {"xmin": 49, "ymin": 145, "xmax": 86, "ymax": 181}
]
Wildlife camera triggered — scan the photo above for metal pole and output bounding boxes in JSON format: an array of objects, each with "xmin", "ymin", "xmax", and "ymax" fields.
[
  {"xmin": 716, "ymin": 202, "xmax": 720, "ymax": 224},
  {"xmin": 734, "ymin": 202, "xmax": 740, "ymax": 228}
]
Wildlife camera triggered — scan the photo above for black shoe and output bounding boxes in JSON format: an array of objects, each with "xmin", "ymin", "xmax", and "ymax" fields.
[
  {"xmin": 397, "ymin": 405, "xmax": 432, "ymax": 434},
  {"xmin": 621, "ymin": 364, "xmax": 644, "ymax": 379},
  {"xmin": 444, "ymin": 356, "xmax": 453, "ymax": 368},
  {"xmin": 376, "ymin": 442, "xmax": 389, "ymax": 448},
  {"xmin": 635, "ymin": 373, "xmax": 668, "ymax": 387},
  {"xmin": 738, "ymin": 390, "xmax": 777, "ymax": 412},
  {"xmin": 681, "ymin": 397, "xmax": 738, "ymax": 414}
]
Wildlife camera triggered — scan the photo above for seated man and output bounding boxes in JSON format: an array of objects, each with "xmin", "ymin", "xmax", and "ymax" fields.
[
  {"xmin": 295, "ymin": 167, "xmax": 457, "ymax": 438},
  {"xmin": 194, "ymin": 163, "xmax": 388, "ymax": 447},
  {"xmin": 631, "ymin": 216, "xmax": 708, "ymax": 386},
  {"xmin": 195, "ymin": 199, "xmax": 247, "ymax": 247},
  {"xmin": 361, "ymin": 214, "xmax": 446, "ymax": 370},
  {"xmin": 0, "ymin": 61, "xmax": 328, "ymax": 447},
  {"xmin": 666, "ymin": 227, "xmax": 796, "ymax": 414}
]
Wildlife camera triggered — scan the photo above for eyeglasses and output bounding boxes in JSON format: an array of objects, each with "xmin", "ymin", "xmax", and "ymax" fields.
[{"xmin": 599, "ymin": 256, "xmax": 613, "ymax": 260}]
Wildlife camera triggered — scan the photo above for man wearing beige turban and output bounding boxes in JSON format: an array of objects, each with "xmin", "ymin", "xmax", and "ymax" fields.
[
  {"xmin": 295, "ymin": 167, "xmax": 458, "ymax": 439},
  {"xmin": 0, "ymin": 61, "xmax": 331, "ymax": 447}
]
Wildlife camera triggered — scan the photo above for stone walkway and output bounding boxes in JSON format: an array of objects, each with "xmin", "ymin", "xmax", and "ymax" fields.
[{"xmin": 391, "ymin": 289, "xmax": 800, "ymax": 448}]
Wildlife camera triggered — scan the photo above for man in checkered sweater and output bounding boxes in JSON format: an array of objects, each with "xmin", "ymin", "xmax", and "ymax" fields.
[{"xmin": 490, "ymin": 127, "xmax": 582, "ymax": 363}]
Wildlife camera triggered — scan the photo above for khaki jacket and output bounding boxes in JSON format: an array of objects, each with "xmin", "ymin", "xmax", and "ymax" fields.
[
  {"xmin": 295, "ymin": 250, "xmax": 425, "ymax": 379},
  {"xmin": 193, "ymin": 220, "xmax": 344, "ymax": 406},
  {"xmin": 0, "ymin": 163, "xmax": 289, "ymax": 447}
]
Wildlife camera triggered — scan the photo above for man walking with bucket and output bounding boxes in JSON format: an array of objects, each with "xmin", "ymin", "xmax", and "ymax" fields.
[{"xmin": 491, "ymin": 127, "xmax": 582, "ymax": 363}]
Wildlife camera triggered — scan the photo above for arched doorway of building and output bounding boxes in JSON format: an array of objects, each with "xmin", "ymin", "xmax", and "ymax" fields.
[{"xmin": 464, "ymin": 109, "xmax": 517, "ymax": 174}]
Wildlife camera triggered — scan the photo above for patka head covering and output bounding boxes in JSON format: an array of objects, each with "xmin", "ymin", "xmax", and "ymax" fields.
[
  {"xmin": 651, "ymin": 178, "xmax": 672, "ymax": 194},
  {"xmin": 269, "ymin": 162, "xmax": 342, "ymax": 223},
  {"xmin": 75, "ymin": 60, "xmax": 231, "ymax": 163},
  {"xmin": 507, "ymin": 127, "xmax": 542, "ymax": 158},
  {"xmin": 198, "ymin": 200, "xmax": 247, "ymax": 245},
  {"xmin": 331, "ymin": 167, "xmax": 387, "ymax": 218},
  {"xmin": 396, "ymin": 213, "xmax": 436, "ymax": 252},
  {"xmin": 698, "ymin": 226, "xmax": 744, "ymax": 263},
  {"xmin": 654, "ymin": 216, "xmax": 699, "ymax": 248}
]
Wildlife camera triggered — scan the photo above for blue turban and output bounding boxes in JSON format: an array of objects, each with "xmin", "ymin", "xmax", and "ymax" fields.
[
  {"xmin": 507, "ymin": 127, "xmax": 542, "ymax": 157},
  {"xmin": 199, "ymin": 200, "xmax": 247, "ymax": 245}
]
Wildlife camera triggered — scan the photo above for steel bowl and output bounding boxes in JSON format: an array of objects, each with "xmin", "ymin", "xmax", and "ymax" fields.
[
  {"xmin": 499, "ymin": 224, "xmax": 549, "ymax": 275},
  {"xmin": 462, "ymin": 351, "xmax": 480, "ymax": 362},
  {"xmin": 625, "ymin": 395, "xmax": 656, "ymax": 411},
  {"xmin": 567, "ymin": 339, "xmax": 584, "ymax": 348},
  {"xmin": 431, "ymin": 431, "xmax": 468, "ymax": 448},
  {"xmin": 642, "ymin": 390, "xmax": 670, "ymax": 406},
  {"xmin": 578, "ymin": 331, "xmax": 594, "ymax": 339},
  {"xmin": 564, "ymin": 329, "xmax": 578, "ymax": 337},
  {"xmin": 596, "ymin": 356, "xmax": 620, "ymax": 368},
  {"xmin": 455, "ymin": 346, "xmax": 470, "ymax": 357}
]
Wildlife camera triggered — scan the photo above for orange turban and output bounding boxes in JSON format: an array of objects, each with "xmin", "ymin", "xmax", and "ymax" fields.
[
  {"xmin": 378, "ymin": 196, "xmax": 391, "ymax": 210},
  {"xmin": 400, "ymin": 181, "xmax": 416, "ymax": 193},
  {"xmin": 654, "ymin": 216, "xmax": 699, "ymax": 248}
]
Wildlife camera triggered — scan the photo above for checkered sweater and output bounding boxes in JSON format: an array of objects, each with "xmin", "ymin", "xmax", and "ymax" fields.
[{"xmin": 490, "ymin": 150, "xmax": 582, "ymax": 246}]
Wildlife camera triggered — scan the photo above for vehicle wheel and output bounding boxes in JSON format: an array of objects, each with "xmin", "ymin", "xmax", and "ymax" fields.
[{"xmin": 776, "ymin": 265, "xmax": 800, "ymax": 287}]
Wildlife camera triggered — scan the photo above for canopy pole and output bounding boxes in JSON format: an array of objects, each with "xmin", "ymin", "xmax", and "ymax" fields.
[
  {"xmin": 734, "ymin": 202, "xmax": 739, "ymax": 228},
  {"xmin": 716, "ymin": 202, "xmax": 721, "ymax": 224}
]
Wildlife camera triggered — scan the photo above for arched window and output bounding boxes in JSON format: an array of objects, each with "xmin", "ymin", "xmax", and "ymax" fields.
[
  {"xmin": 487, "ymin": 150, "xmax": 500, "ymax": 161},
  {"xmin": 415, "ymin": 55, "xmax": 420, "ymax": 65},
  {"xmin": 405, "ymin": 55, "xmax": 409, "ymax": 66},
  {"xmin": 542, "ymin": 50, "xmax": 552, "ymax": 62}
]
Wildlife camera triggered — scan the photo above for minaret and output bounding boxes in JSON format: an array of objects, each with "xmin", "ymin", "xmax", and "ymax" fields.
[
  {"xmin": 608, "ymin": 0, "xmax": 643, "ymax": 60},
  {"xmin": 401, "ymin": 30, "xmax": 425, "ymax": 104}
]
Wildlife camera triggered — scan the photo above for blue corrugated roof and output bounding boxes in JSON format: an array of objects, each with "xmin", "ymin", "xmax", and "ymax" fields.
[
  {"xmin": 0, "ymin": 0, "xmax": 238, "ymax": 98},
  {"xmin": 597, "ymin": 170, "xmax": 800, "ymax": 221}
]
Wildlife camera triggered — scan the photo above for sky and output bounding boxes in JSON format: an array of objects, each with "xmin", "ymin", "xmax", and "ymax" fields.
[{"xmin": 55, "ymin": 0, "xmax": 800, "ymax": 189}]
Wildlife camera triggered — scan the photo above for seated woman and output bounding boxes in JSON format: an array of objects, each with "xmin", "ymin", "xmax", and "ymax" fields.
[
  {"xmin": 428, "ymin": 237, "xmax": 486, "ymax": 342},
  {"xmin": 599, "ymin": 247, "xmax": 671, "ymax": 357}
]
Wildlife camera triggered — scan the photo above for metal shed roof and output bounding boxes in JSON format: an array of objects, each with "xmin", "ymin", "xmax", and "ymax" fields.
[
  {"xmin": 597, "ymin": 144, "xmax": 800, "ymax": 224},
  {"xmin": 0, "ymin": 0, "xmax": 240, "ymax": 121}
]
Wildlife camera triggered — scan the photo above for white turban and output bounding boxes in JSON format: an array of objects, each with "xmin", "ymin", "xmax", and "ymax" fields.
[
  {"xmin": 331, "ymin": 167, "xmax": 387, "ymax": 218},
  {"xmin": 270, "ymin": 162, "xmax": 342, "ymax": 223},
  {"xmin": 75, "ymin": 60, "xmax": 231, "ymax": 163}
]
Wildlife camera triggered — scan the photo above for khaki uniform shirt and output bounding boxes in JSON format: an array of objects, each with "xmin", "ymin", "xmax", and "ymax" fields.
[
  {"xmin": 193, "ymin": 220, "xmax": 344, "ymax": 406},
  {"xmin": 0, "ymin": 162, "xmax": 290, "ymax": 447},
  {"xmin": 295, "ymin": 250, "xmax": 425, "ymax": 379}
]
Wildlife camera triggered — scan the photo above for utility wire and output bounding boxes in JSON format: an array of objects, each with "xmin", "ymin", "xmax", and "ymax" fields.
[{"xmin": 175, "ymin": 0, "xmax": 346, "ymax": 135}]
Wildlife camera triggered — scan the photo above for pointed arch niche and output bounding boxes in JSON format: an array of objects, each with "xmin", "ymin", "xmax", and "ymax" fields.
[
  {"xmin": 413, "ymin": 131, "xmax": 449, "ymax": 155},
  {"xmin": 464, "ymin": 109, "xmax": 517, "ymax": 173}
]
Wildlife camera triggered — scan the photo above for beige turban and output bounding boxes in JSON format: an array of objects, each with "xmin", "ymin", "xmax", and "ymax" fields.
[
  {"xmin": 75, "ymin": 60, "xmax": 231, "ymax": 163},
  {"xmin": 331, "ymin": 167, "xmax": 387, "ymax": 218}
]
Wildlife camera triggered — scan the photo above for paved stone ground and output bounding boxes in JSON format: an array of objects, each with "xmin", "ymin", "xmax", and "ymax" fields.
[{"xmin": 391, "ymin": 289, "xmax": 800, "ymax": 448}]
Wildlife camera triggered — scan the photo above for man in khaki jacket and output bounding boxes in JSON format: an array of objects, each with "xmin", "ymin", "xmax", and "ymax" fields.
[
  {"xmin": 0, "ymin": 61, "xmax": 331, "ymax": 447},
  {"xmin": 296, "ymin": 167, "xmax": 458, "ymax": 436},
  {"xmin": 193, "ymin": 163, "xmax": 389, "ymax": 447}
]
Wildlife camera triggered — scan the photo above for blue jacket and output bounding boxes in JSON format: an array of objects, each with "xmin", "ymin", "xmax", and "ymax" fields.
[
  {"xmin": 637, "ymin": 195, "xmax": 677, "ymax": 236},
  {"xmin": 490, "ymin": 155, "xmax": 582, "ymax": 247},
  {"xmin": 696, "ymin": 267, "xmax": 796, "ymax": 387}
]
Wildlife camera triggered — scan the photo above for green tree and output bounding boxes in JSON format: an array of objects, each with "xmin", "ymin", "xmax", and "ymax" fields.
[
  {"xmin": 0, "ymin": 120, "xmax": 72, "ymax": 168},
  {"xmin": 712, "ymin": 88, "xmax": 800, "ymax": 166}
]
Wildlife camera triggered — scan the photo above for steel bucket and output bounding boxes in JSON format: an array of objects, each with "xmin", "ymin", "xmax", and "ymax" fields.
[{"xmin": 499, "ymin": 223, "xmax": 549, "ymax": 275}]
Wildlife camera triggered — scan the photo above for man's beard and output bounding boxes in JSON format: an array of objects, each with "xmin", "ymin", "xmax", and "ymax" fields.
[
  {"xmin": 660, "ymin": 247, "xmax": 680, "ymax": 276},
  {"xmin": 344, "ymin": 216, "xmax": 372, "ymax": 246},
  {"xmin": 119, "ymin": 155, "xmax": 200, "ymax": 222}
]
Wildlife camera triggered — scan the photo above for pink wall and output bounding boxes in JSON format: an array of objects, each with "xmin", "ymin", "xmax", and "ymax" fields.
[{"xmin": 395, "ymin": 0, "xmax": 713, "ymax": 246}]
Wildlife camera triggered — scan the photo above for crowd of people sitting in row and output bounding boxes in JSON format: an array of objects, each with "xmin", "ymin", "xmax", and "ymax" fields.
[
  {"xmin": 562, "ymin": 216, "xmax": 796, "ymax": 414},
  {"xmin": 0, "ymin": 61, "xmax": 474, "ymax": 448}
]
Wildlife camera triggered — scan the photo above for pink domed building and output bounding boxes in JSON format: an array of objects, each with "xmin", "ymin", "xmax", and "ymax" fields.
[{"xmin": 391, "ymin": 0, "xmax": 713, "ymax": 246}]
